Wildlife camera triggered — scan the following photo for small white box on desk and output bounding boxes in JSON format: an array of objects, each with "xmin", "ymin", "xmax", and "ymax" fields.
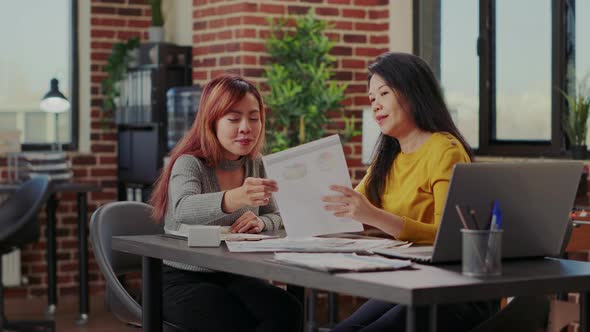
[{"xmin": 187, "ymin": 225, "xmax": 221, "ymax": 247}]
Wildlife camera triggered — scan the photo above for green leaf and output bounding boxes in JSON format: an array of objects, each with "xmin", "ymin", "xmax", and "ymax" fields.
[
  {"xmin": 560, "ymin": 85, "xmax": 590, "ymax": 146},
  {"xmin": 101, "ymin": 37, "xmax": 140, "ymax": 120},
  {"xmin": 263, "ymin": 9, "xmax": 349, "ymax": 151}
]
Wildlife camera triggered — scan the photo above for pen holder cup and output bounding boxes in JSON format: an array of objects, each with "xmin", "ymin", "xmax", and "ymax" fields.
[{"xmin": 461, "ymin": 229, "xmax": 503, "ymax": 277}]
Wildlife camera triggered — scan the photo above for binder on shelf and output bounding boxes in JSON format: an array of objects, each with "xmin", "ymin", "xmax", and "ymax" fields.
[
  {"xmin": 116, "ymin": 42, "xmax": 192, "ymax": 202},
  {"xmin": 117, "ymin": 69, "xmax": 152, "ymax": 125}
]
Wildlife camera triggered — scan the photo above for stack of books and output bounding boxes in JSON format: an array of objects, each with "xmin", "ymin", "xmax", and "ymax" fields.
[{"xmin": 7, "ymin": 152, "xmax": 72, "ymax": 182}]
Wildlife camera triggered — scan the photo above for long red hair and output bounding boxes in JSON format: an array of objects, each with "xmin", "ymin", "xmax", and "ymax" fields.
[{"xmin": 149, "ymin": 74, "xmax": 266, "ymax": 222}]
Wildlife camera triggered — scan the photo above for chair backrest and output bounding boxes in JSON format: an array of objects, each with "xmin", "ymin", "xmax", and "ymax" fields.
[
  {"xmin": 0, "ymin": 176, "xmax": 50, "ymax": 252},
  {"xmin": 90, "ymin": 201, "xmax": 163, "ymax": 326}
]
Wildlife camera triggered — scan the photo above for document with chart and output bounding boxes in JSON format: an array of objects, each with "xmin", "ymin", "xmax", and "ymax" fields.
[{"xmin": 262, "ymin": 135, "xmax": 364, "ymax": 238}]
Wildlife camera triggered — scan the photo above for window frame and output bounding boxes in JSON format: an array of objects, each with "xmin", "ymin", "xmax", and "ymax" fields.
[
  {"xmin": 23, "ymin": 0, "xmax": 79, "ymax": 152},
  {"xmin": 476, "ymin": 0, "xmax": 569, "ymax": 156},
  {"xmin": 415, "ymin": 0, "xmax": 575, "ymax": 157}
]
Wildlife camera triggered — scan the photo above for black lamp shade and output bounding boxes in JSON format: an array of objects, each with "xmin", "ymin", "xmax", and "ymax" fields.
[{"xmin": 40, "ymin": 78, "xmax": 70, "ymax": 113}]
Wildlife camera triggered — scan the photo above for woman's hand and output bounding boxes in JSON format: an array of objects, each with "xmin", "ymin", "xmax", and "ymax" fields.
[
  {"xmin": 322, "ymin": 185, "xmax": 377, "ymax": 223},
  {"xmin": 230, "ymin": 210, "xmax": 265, "ymax": 233},
  {"xmin": 323, "ymin": 185, "xmax": 405, "ymax": 238},
  {"xmin": 223, "ymin": 177, "xmax": 278, "ymax": 213}
]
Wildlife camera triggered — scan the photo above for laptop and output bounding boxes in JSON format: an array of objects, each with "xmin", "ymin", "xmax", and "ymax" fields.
[{"xmin": 373, "ymin": 162, "xmax": 583, "ymax": 263}]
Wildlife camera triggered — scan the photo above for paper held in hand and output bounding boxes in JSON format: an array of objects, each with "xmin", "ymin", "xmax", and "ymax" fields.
[{"xmin": 262, "ymin": 135, "xmax": 364, "ymax": 238}]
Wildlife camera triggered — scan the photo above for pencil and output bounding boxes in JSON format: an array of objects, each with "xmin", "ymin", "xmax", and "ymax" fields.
[
  {"xmin": 455, "ymin": 204, "xmax": 470, "ymax": 229},
  {"xmin": 469, "ymin": 209, "xmax": 480, "ymax": 229}
]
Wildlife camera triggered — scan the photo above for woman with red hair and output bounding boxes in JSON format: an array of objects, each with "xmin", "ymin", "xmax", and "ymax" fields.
[{"xmin": 149, "ymin": 74, "xmax": 302, "ymax": 332}]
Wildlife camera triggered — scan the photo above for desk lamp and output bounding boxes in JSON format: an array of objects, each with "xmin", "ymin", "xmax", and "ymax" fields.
[{"xmin": 40, "ymin": 78, "xmax": 70, "ymax": 151}]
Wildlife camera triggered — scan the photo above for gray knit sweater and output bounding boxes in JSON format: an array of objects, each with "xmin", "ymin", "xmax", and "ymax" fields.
[{"xmin": 163, "ymin": 154, "xmax": 282, "ymax": 272}]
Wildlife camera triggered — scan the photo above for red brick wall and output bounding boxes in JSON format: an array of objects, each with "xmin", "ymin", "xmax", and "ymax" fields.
[
  {"xmin": 3, "ymin": 0, "xmax": 388, "ymax": 298},
  {"xmin": 84, "ymin": 0, "xmax": 151, "ymax": 296},
  {"xmin": 192, "ymin": 0, "xmax": 390, "ymax": 185}
]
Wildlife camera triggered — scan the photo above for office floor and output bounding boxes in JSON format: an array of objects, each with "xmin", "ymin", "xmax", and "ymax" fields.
[
  {"xmin": 4, "ymin": 293, "xmax": 583, "ymax": 332},
  {"xmin": 3, "ymin": 291, "xmax": 365, "ymax": 332},
  {"xmin": 4, "ymin": 294, "xmax": 137, "ymax": 332}
]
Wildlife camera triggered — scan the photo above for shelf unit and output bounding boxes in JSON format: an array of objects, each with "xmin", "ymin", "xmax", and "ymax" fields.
[{"xmin": 116, "ymin": 42, "xmax": 192, "ymax": 202}]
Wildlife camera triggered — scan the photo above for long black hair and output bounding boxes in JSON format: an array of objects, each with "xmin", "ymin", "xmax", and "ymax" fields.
[{"xmin": 365, "ymin": 52, "xmax": 474, "ymax": 208}]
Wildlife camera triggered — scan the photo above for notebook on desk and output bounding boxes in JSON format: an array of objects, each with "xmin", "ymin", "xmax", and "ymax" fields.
[{"xmin": 373, "ymin": 162, "xmax": 583, "ymax": 264}]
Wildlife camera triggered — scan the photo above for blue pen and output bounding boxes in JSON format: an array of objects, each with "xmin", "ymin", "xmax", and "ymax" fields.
[
  {"xmin": 494, "ymin": 208, "xmax": 502, "ymax": 230},
  {"xmin": 484, "ymin": 202, "xmax": 502, "ymax": 272},
  {"xmin": 489, "ymin": 201, "xmax": 500, "ymax": 231}
]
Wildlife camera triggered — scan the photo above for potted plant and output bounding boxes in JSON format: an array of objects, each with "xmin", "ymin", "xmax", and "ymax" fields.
[
  {"xmin": 561, "ymin": 75, "xmax": 590, "ymax": 159},
  {"xmin": 263, "ymin": 10, "xmax": 360, "ymax": 153},
  {"xmin": 148, "ymin": 0, "xmax": 164, "ymax": 42},
  {"xmin": 101, "ymin": 37, "xmax": 140, "ymax": 123}
]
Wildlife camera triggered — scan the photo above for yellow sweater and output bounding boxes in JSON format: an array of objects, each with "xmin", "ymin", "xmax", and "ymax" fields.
[{"xmin": 356, "ymin": 132, "xmax": 471, "ymax": 244}]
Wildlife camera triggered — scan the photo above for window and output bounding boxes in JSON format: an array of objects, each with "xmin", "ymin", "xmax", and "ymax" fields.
[
  {"xmin": 575, "ymin": 0, "xmax": 589, "ymax": 83},
  {"xmin": 440, "ymin": 0, "xmax": 479, "ymax": 149},
  {"xmin": 578, "ymin": 1, "xmax": 590, "ymax": 146},
  {"xmin": 495, "ymin": 0, "xmax": 551, "ymax": 141},
  {"xmin": 420, "ymin": 0, "xmax": 583, "ymax": 156},
  {"xmin": 0, "ymin": 0, "xmax": 78, "ymax": 151},
  {"xmin": 476, "ymin": 0, "xmax": 565, "ymax": 156}
]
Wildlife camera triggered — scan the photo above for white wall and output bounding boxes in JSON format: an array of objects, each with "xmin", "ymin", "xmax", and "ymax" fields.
[
  {"xmin": 79, "ymin": 0, "xmax": 91, "ymax": 153},
  {"xmin": 389, "ymin": 0, "xmax": 413, "ymax": 53},
  {"xmin": 362, "ymin": 0, "xmax": 414, "ymax": 164},
  {"xmin": 163, "ymin": 0, "xmax": 193, "ymax": 46}
]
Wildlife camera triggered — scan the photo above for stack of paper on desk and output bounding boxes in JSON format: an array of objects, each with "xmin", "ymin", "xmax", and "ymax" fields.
[
  {"xmin": 166, "ymin": 225, "xmax": 279, "ymax": 242},
  {"xmin": 271, "ymin": 253, "xmax": 413, "ymax": 273},
  {"xmin": 225, "ymin": 237, "xmax": 407, "ymax": 253}
]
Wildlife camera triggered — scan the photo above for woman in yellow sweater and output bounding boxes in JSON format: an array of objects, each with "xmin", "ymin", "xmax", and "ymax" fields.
[{"xmin": 325, "ymin": 52, "xmax": 497, "ymax": 331}]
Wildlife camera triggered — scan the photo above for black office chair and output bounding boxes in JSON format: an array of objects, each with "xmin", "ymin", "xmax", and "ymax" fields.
[
  {"xmin": 0, "ymin": 176, "xmax": 54, "ymax": 332},
  {"xmin": 89, "ymin": 201, "xmax": 195, "ymax": 332}
]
